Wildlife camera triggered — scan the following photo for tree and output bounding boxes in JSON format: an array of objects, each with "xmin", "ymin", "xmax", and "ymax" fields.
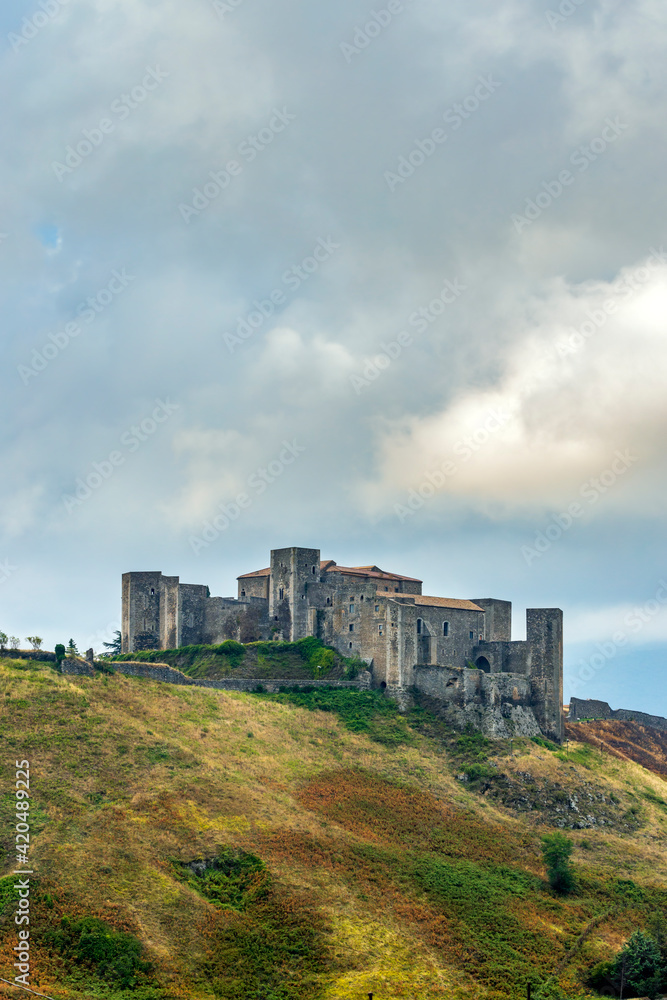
[
  {"xmin": 66, "ymin": 638, "xmax": 78, "ymax": 656},
  {"xmin": 540, "ymin": 832, "xmax": 575, "ymax": 894},
  {"xmin": 0, "ymin": 632, "xmax": 7, "ymax": 650},
  {"xmin": 9, "ymin": 637, "xmax": 19, "ymax": 650},
  {"xmin": 102, "ymin": 630, "xmax": 122, "ymax": 655},
  {"xmin": 55, "ymin": 644, "xmax": 66, "ymax": 668},
  {"xmin": 614, "ymin": 931, "xmax": 663, "ymax": 999},
  {"xmin": 25, "ymin": 636, "xmax": 43, "ymax": 651}
]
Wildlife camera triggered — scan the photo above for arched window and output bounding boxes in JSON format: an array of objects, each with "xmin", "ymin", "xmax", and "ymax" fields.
[
  {"xmin": 326, "ymin": 597, "xmax": 331, "ymax": 605},
  {"xmin": 417, "ymin": 618, "xmax": 422, "ymax": 634},
  {"xmin": 312, "ymin": 565, "xmax": 316, "ymax": 574},
  {"xmin": 279, "ymin": 587, "xmax": 284, "ymax": 600},
  {"xmin": 443, "ymin": 621, "xmax": 449, "ymax": 636},
  {"xmin": 241, "ymin": 590, "xmax": 246, "ymax": 598}
]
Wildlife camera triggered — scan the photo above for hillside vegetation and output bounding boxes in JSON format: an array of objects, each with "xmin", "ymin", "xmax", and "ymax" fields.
[
  {"xmin": 110, "ymin": 637, "xmax": 365, "ymax": 682},
  {"xmin": 0, "ymin": 655, "xmax": 666, "ymax": 999}
]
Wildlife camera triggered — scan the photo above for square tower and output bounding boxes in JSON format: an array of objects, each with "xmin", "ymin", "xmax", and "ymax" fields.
[{"xmin": 269, "ymin": 547, "xmax": 320, "ymax": 640}]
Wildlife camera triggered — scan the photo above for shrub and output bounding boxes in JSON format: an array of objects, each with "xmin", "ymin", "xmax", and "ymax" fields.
[
  {"xmin": 614, "ymin": 930, "xmax": 664, "ymax": 999},
  {"xmin": 44, "ymin": 916, "xmax": 152, "ymax": 989},
  {"xmin": 186, "ymin": 847, "xmax": 270, "ymax": 911},
  {"xmin": 531, "ymin": 735, "xmax": 560, "ymax": 752},
  {"xmin": 54, "ymin": 644, "xmax": 66, "ymax": 668},
  {"xmin": 540, "ymin": 832, "xmax": 575, "ymax": 895}
]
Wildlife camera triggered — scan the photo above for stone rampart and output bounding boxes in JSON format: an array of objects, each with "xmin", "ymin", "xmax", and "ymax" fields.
[
  {"xmin": 569, "ymin": 697, "xmax": 667, "ymax": 732},
  {"xmin": 62, "ymin": 658, "xmax": 373, "ymax": 693},
  {"xmin": 411, "ymin": 664, "xmax": 541, "ymax": 738}
]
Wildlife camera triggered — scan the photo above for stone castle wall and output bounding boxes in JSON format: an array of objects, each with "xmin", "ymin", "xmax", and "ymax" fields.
[
  {"xmin": 569, "ymin": 697, "xmax": 667, "ymax": 732},
  {"xmin": 121, "ymin": 545, "xmax": 565, "ymax": 741}
]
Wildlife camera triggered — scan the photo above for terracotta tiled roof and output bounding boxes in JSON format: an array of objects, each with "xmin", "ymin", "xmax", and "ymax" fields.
[
  {"xmin": 239, "ymin": 559, "xmax": 334, "ymax": 580},
  {"xmin": 238, "ymin": 560, "xmax": 422, "ymax": 584},
  {"xmin": 326, "ymin": 565, "xmax": 422, "ymax": 584},
  {"xmin": 237, "ymin": 567, "xmax": 271, "ymax": 579},
  {"xmin": 414, "ymin": 596, "xmax": 485, "ymax": 612}
]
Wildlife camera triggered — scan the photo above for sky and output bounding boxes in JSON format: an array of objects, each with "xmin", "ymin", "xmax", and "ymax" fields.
[{"xmin": 1, "ymin": 0, "xmax": 666, "ymax": 715}]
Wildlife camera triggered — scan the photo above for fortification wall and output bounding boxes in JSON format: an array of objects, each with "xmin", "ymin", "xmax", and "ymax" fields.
[
  {"xmin": 569, "ymin": 697, "xmax": 667, "ymax": 731},
  {"xmin": 411, "ymin": 664, "xmax": 541, "ymax": 738},
  {"xmin": 61, "ymin": 657, "xmax": 373, "ymax": 693}
]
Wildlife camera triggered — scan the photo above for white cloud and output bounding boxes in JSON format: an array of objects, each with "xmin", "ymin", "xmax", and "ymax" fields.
[{"xmin": 360, "ymin": 253, "xmax": 667, "ymax": 514}]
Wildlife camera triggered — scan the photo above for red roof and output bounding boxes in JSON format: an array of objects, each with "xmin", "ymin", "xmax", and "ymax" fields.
[
  {"xmin": 238, "ymin": 559, "xmax": 422, "ymax": 584},
  {"xmin": 327, "ymin": 564, "xmax": 422, "ymax": 584},
  {"xmin": 414, "ymin": 596, "xmax": 484, "ymax": 612},
  {"xmin": 237, "ymin": 567, "xmax": 271, "ymax": 579}
]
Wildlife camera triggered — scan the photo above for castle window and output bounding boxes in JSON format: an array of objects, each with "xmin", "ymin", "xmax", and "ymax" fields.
[
  {"xmin": 443, "ymin": 622, "xmax": 449, "ymax": 636},
  {"xmin": 395, "ymin": 587, "xmax": 399, "ymax": 593},
  {"xmin": 469, "ymin": 631, "xmax": 474, "ymax": 641},
  {"xmin": 417, "ymin": 618, "xmax": 422, "ymax": 635},
  {"xmin": 279, "ymin": 587, "xmax": 284, "ymax": 600},
  {"xmin": 312, "ymin": 565, "xmax": 316, "ymax": 574},
  {"xmin": 150, "ymin": 588, "xmax": 155, "ymax": 596},
  {"xmin": 326, "ymin": 597, "xmax": 331, "ymax": 605},
  {"xmin": 378, "ymin": 624, "xmax": 384, "ymax": 635},
  {"xmin": 274, "ymin": 616, "xmax": 279, "ymax": 621},
  {"xmin": 241, "ymin": 590, "xmax": 246, "ymax": 598},
  {"xmin": 349, "ymin": 603, "xmax": 355, "ymax": 614},
  {"xmin": 349, "ymin": 642, "xmax": 353, "ymax": 649},
  {"xmin": 349, "ymin": 624, "xmax": 354, "ymax": 632},
  {"xmin": 375, "ymin": 605, "xmax": 379, "ymax": 612},
  {"xmin": 360, "ymin": 595, "xmax": 364, "ymax": 601}
]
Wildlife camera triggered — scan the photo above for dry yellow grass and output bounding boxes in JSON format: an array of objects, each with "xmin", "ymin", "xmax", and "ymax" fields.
[{"xmin": 0, "ymin": 659, "xmax": 664, "ymax": 998}]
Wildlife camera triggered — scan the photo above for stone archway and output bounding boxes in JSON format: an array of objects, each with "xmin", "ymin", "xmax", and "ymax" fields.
[{"xmin": 475, "ymin": 655, "xmax": 491, "ymax": 673}]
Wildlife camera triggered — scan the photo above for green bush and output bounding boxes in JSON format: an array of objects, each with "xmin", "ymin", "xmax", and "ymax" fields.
[
  {"xmin": 540, "ymin": 832, "xmax": 575, "ymax": 895},
  {"xmin": 186, "ymin": 848, "xmax": 270, "ymax": 911},
  {"xmin": 531, "ymin": 735, "xmax": 560, "ymax": 752},
  {"xmin": 614, "ymin": 930, "xmax": 664, "ymax": 999},
  {"xmin": 44, "ymin": 916, "xmax": 152, "ymax": 989}
]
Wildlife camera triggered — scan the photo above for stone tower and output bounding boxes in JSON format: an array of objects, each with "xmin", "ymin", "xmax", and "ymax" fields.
[
  {"xmin": 269, "ymin": 546, "xmax": 320, "ymax": 641},
  {"xmin": 526, "ymin": 608, "xmax": 564, "ymax": 743}
]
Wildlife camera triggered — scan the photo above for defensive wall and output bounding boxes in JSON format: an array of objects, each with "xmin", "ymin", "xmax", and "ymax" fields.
[{"xmin": 569, "ymin": 696, "xmax": 667, "ymax": 732}]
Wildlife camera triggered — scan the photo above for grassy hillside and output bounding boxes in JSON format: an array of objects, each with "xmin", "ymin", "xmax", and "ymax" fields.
[
  {"xmin": 0, "ymin": 655, "xmax": 665, "ymax": 999},
  {"xmin": 110, "ymin": 637, "xmax": 365, "ymax": 682}
]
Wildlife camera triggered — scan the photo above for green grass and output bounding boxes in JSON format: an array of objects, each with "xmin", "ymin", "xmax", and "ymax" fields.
[
  {"xmin": 260, "ymin": 687, "xmax": 416, "ymax": 746},
  {"xmin": 110, "ymin": 637, "xmax": 363, "ymax": 682}
]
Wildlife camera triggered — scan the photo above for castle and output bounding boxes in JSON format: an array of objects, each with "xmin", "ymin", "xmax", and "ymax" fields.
[{"xmin": 122, "ymin": 546, "xmax": 564, "ymax": 742}]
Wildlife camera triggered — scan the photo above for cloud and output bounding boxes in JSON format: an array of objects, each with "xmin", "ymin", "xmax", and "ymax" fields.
[{"xmin": 359, "ymin": 252, "xmax": 667, "ymax": 515}]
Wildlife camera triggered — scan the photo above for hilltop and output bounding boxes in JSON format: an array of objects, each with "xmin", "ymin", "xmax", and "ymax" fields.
[{"xmin": 0, "ymin": 655, "xmax": 665, "ymax": 999}]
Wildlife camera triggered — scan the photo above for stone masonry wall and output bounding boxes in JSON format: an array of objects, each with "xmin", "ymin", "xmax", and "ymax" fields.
[
  {"xmin": 61, "ymin": 657, "xmax": 373, "ymax": 693},
  {"xmin": 412, "ymin": 664, "xmax": 541, "ymax": 738},
  {"xmin": 569, "ymin": 697, "xmax": 667, "ymax": 732}
]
